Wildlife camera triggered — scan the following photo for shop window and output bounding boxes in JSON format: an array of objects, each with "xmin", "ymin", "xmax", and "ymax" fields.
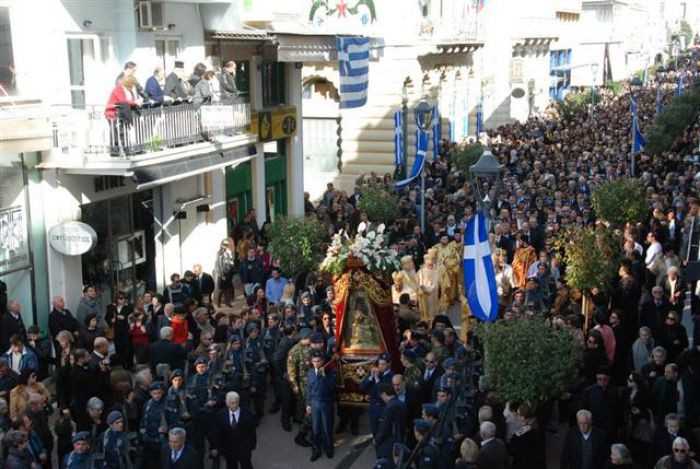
[{"xmin": 262, "ymin": 61, "xmax": 286, "ymax": 107}]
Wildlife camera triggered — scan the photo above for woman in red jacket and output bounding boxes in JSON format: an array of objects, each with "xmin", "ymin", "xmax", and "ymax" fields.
[
  {"xmin": 105, "ymin": 76, "xmax": 138, "ymax": 155},
  {"xmin": 128, "ymin": 309, "xmax": 150, "ymax": 365}
]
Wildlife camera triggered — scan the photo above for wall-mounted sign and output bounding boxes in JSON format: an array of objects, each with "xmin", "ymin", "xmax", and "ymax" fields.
[
  {"xmin": 49, "ymin": 222, "xmax": 97, "ymax": 256},
  {"xmin": 250, "ymin": 106, "xmax": 298, "ymax": 142},
  {"xmin": 0, "ymin": 206, "xmax": 29, "ymax": 274}
]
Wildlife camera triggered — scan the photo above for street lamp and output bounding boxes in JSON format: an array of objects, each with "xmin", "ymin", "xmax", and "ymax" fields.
[
  {"xmin": 591, "ymin": 63, "xmax": 599, "ymax": 109},
  {"xmin": 415, "ymin": 96, "xmax": 434, "ymax": 233},
  {"xmin": 469, "ymin": 149, "xmax": 504, "ymax": 225},
  {"xmin": 655, "ymin": 64, "xmax": 665, "ymax": 115}
]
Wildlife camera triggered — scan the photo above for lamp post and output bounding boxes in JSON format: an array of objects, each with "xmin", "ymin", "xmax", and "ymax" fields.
[
  {"xmin": 629, "ymin": 76, "xmax": 643, "ymax": 177},
  {"xmin": 591, "ymin": 63, "xmax": 599, "ymax": 110},
  {"xmin": 656, "ymin": 64, "xmax": 665, "ymax": 116},
  {"xmin": 415, "ymin": 96, "xmax": 434, "ymax": 233},
  {"xmin": 469, "ymin": 149, "xmax": 504, "ymax": 227},
  {"xmin": 401, "ymin": 82, "xmax": 409, "ymax": 179}
]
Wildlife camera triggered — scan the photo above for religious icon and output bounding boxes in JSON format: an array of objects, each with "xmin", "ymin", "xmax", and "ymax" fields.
[{"xmin": 343, "ymin": 290, "xmax": 381, "ymax": 351}]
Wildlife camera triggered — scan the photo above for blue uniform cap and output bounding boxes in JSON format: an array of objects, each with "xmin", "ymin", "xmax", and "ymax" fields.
[
  {"xmin": 194, "ymin": 356, "xmax": 208, "ymax": 366},
  {"xmin": 414, "ymin": 419, "xmax": 431, "ymax": 434},
  {"xmin": 378, "ymin": 352, "xmax": 391, "ymax": 363},
  {"xmin": 310, "ymin": 332, "xmax": 325, "ymax": 344},
  {"xmin": 149, "ymin": 381, "xmax": 165, "ymax": 392},
  {"xmin": 436, "ymin": 385, "xmax": 452, "ymax": 395},
  {"xmin": 298, "ymin": 327, "xmax": 313, "ymax": 339},
  {"xmin": 443, "ymin": 357, "xmax": 458, "ymax": 368},
  {"xmin": 422, "ymin": 403, "xmax": 440, "ymax": 418},
  {"xmin": 72, "ymin": 431, "xmax": 90, "ymax": 444},
  {"xmin": 393, "ymin": 443, "xmax": 410, "ymax": 455},
  {"xmin": 455, "ymin": 347, "xmax": 468, "ymax": 358},
  {"xmin": 228, "ymin": 334, "xmax": 242, "ymax": 343},
  {"xmin": 170, "ymin": 369, "xmax": 183, "ymax": 380},
  {"xmin": 372, "ymin": 459, "xmax": 392, "ymax": 469},
  {"xmin": 106, "ymin": 410, "xmax": 123, "ymax": 425}
]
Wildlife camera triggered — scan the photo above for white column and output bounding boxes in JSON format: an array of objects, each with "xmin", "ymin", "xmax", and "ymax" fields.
[
  {"xmin": 250, "ymin": 54, "xmax": 267, "ymax": 228},
  {"xmin": 287, "ymin": 63, "xmax": 304, "ymax": 217},
  {"xmin": 41, "ymin": 170, "xmax": 83, "ymax": 311}
]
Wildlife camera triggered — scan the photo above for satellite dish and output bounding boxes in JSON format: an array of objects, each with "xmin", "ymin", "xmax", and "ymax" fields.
[{"xmin": 511, "ymin": 88, "xmax": 526, "ymax": 98}]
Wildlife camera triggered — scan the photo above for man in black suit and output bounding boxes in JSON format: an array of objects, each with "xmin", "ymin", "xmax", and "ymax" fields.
[
  {"xmin": 392, "ymin": 374, "xmax": 421, "ymax": 445},
  {"xmin": 374, "ymin": 382, "xmax": 406, "ymax": 460},
  {"xmin": 560, "ymin": 409, "xmax": 607, "ymax": 469},
  {"xmin": 581, "ymin": 367, "xmax": 620, "ymax": 444},
  {"xmin": 0, "ymin": 299, "xmax": 26, "ymax": 352},
  {"xmin": 649, "ymin": 412, "xmax": 700, "ymax": 466},
  {"xmin": 193, "ymin": 264, "xmax": 215, "ymax": 304},
  {"xmin": 477, "ymin": 421, "xmax": 507, "ymax": 469},
  {"xmin": 210, "ymin": 391, "xmax": 257, "ymax": 469},
  {"xmin": 420, "ymin": 352, "xmax": 444, "ymax": 403},
  {"xmin": 148, "ymin": 326, "xmax": 187, "ymax": 377},
  {"xmin": 306, "ymin": 351, "xmax": 336, "ymax": 461},
  {"xmin": 639, "ymin": 287, "xmax": 672, "ymax": 336},
  {"xmin": 160, "ymin": 427, "xmax": 202, "ymax": 469}
]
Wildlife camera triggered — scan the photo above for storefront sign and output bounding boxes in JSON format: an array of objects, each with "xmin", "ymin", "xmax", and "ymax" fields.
[
  {"xmin": 0, "ymin": 206, "xmax": 29, "ymax": 274},
  {"xmin": 250, "ymin": 106, "xmax": 297, "ymax": 142},
  {"xmin": 48, "ymin": 222, "xmax": 97, "ymax": 256}
]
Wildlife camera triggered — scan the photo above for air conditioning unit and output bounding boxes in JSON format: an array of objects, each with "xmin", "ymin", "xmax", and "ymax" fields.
[{"xmin": 138, "ymin": 1, "xmax": 164, "ymax": 30}]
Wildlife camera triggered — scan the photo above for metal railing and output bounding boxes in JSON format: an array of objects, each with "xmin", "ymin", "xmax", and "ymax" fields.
[{"xmin": 52, "ymin": 101, "xmax": 251, "ymax": 159}]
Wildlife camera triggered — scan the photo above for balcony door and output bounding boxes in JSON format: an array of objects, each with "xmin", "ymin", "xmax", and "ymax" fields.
[
  {"xmin": 66, "ymin": 35, "xmax": 105, "ymax": 108},
  {"xmin": 155, "ymin": 37, "xmax": 180, "ymax": 75}
]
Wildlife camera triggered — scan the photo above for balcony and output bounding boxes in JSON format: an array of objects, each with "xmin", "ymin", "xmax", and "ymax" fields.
[{"xmin": 44, "ymin": 102, "xmax": 258, "ymax": 185}]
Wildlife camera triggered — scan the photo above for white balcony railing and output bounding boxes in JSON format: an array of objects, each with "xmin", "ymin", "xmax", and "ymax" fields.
[{"xmin": 51, "ymin": 102, "xmax": 251, "ymax": 160}]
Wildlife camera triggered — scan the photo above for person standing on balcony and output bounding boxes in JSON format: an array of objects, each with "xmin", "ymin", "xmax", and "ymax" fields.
[
  {"xmin": 219, "ymin": 61, "xmax": 242, "ymax": 104},
  {"xmin": 189, "ymin": 63, "xmax": 207, "ymax": 89},
  {"xmin": 164, "ymin": 61, "xmax": 192, "ymax": 103},
  {"xmin": 115, "ymin": 61, "xmax": 149, "ymax": 103},
  {"xmin": 145, "ymin": 65, "xmax": 169, "ymax": 104},
  {"xmin": 193, "ymin": 70, "xmax": 218, "ymax": 105}
]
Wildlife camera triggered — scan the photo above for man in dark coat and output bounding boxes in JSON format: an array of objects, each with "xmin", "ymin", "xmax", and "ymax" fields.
[
  {"xmin": 392, "ymin": 374, "xmax": 421, "ymax": 445},
  {"xmin": 638, "ymin": 287, "xmax": 671, "ymax": 337},
  {"xmin": 0, "ymin": 299, "xmax": 26, "ymax": 352},
  {"xmin": 160, "ymin": 427, "xmax": 202, "ymax": 469},
  {"xmin": 359, "ymin": 353, "xmax": 394, "ymax": 436},
  {"xmin": 306, "ymin": 351, "xmax": 336, "ymax": 461},
  {"xmin": 560, "ymin": 410, "xmax": 607, "ymax": 469},
  {"xmin": 420, "ymin": 352, "xmax": 444, "ymax": 403},
  {"xmin": 48, "ymin": 296, "xmax": 79, "ymax": 349},
  {"xmin": 373, "ymin": 382, "xmax": 406, "ymax": 460},
  {"xmin": 193, "ymin": 264, "xmax": 215, "ymax": 304},
  {"xmin": 164, "ymin": 61, "xmax": 192, "ymax": 101},
  {"xmin": 148, "ymin": 326, "xmax": 187, "ymax": 376},
  {"xmin": 477, "ymin": 421, "xmax": 508, "ymax": 469},
  {"xmin": 649, "ymin": 413, "xmax": 700, "ymax": 467},
  {"xmin": 210, "ymin": 391, "xmax": 257, "ymax": 469},
  {"xmin": 238, "ymin": 247, "xmax": 265, "ymax": 297},
  {"xmin": 581, "ymin": 367, "xmax": 621, "ymax": 443}
]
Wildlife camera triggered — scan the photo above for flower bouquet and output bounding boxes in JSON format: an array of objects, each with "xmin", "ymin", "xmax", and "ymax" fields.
[{"xmin": 319, "ymin": 223, "xmax": 401, "ymax": 277}]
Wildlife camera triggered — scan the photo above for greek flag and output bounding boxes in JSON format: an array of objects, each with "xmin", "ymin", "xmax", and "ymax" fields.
[
  {"xmin": 476, "ymin": 98, "xmax": 484, "ymax": 135},
  {"xmin": 677, "ymin": 73, "xmax": 684, "ymax": 97},
  {"xmin": 395, "ymin": 129, "xmax": 428, "ymax": 190},
  {"xmin": 630, "ymin": 96, "xmax": 646, "ymax": 153},
  {"xmin": 463, "ymin": 212, "xmax": 499, "ymax": 322},
  {"xmin": 337, "ymin": 36, "xmax": 370, "ymax": 109},
  {"xmin": 656, "ymin": 83, "xmax": 664, "ymax": 115},
  {"xmin": 394, "ymin": 109, "xmax": 403, "ymax": 166}
]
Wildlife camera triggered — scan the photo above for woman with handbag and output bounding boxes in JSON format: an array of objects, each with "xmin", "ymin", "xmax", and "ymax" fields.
[
  {"xmin": 622, "ymin": 372, "xmax": 652, "ymax": 467},
  {"xmin": 105, "ymin": 292, "xmax": 132, "ymax": 369}
]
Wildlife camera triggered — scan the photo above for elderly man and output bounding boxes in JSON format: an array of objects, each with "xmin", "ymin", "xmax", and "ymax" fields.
[
  {"xmin": 477, "ymin": 421, "xmax": 507, "ymax": 469},
  {"xmin": 0, "ymin": 299, "xmax": 26, "ymax": 352},
  {"xmin": 659, "ymin": 265, "xmax": 685, "ymax": 307},
  {"xmin": 211, "ymin": 391, "xmax": 257, "ymax": 469},
  {"xmin": 560, "ymin": 410, "xmax": 607, "ymax": 469},
  {"xmin": 654, "ymin": 437, "xmax": 700, "ymax": 468},
  {"xmin": 48, "ymin": 296, "xmax": 79, "ymax": 344},
  {"xmin": 160, "ymin": 427, "xmax": 201, "ymax": 469},
  {"xmin": 149, "ymin": 326, "xmax": 187, "ymax": 377}
]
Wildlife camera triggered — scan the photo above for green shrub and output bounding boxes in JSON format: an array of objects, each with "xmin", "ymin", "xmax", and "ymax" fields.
[
  {"xmin": 448, "ymin": 142, "xmax": 484, "ymax": 174},
  {"xmin": 266, "ymin": 216, "xmax": 327, "ymax": 277},
  {"xmin": 479, "ymin": 317, "xmax": 577, "ymax": 405},
  {"xmin": 358, "ymin": 184, "xmax": 400, "ymax": 223},
  {"xmin": 592, "ymin": 178, "xmax": 648, "ymax": 228}
]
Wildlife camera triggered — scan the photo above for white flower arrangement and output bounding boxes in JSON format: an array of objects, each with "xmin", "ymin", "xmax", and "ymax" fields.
[{"xmin": 319, "ymin": 223, "xmax": 401, "ymax": 276}]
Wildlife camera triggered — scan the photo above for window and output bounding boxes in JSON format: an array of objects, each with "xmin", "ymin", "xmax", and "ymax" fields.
[
  {"xmin": 0, "ymin": 7, "xmax": 15, "ymax": 96},
  {"xmin": 67, "ymin": 38, "xmax": 92, "ymax": 108},
  {"xmin": 261, "ymin": 61, "xmax": 285, "ymax": 107},
  {"xmin": 155, "ymin": 38, "xmax": 180, "ymax": 74}
]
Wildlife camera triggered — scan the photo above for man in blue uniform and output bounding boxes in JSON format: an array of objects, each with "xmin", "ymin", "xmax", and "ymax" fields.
[
  {"xmin": 186, "ymin": 356, "xmax": 217, "ymax": 463},
  {"xmin": 93, "ymin": 410, "xmax": 128, "ymax": 469},
  {"xmin": 140, "ymin": 381, "xmax": 168, "ymax": 467},
  {"xmin": 359, "ymin": 352, "xmax": 394, "ymax": 436},
  {"xmin": 165, "ymin": 369, "xmax": 189, "ymax": 429},
  {"xmin": 306, "ymin": 350, "xmax": 336, "ymax": 461},
  {"xmin": 64, "ymin": 431, "xmax": 91, "ymax": 469}
]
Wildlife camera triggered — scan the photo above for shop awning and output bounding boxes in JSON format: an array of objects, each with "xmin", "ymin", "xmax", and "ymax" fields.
[{"xmin": 132, "ymin": 144, "xmax": 257, "ymax": 190}]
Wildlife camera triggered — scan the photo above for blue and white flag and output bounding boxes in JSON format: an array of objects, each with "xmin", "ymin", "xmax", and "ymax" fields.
[
  {"xmin": 337, "ymin": 36, "xmax": 370, "ymax": 109},
  {"xmin": 676, "ymin": 73, "xmax": 684, "ymax": 97},
  {"xmin": 461, "ymin": 97, "xmax": 469, "ymax": 138},
  {"xmin": 432, "ymin": 103, "xmax": 441, "ymax": 162},
  {"xmin": 630, "ymin": 96, "xmax": 646, "ymax": 153},
  {"xmin": 448, "ymin": 97, "xmax": 456, "ymax": 141},
  {"xmin": 655, "ymin": 83, "xmax": 664, "ymax": 115},
  {"xmin": 395, "ymin": 129, "xmax": 428, "ymax": 190},
  {"xmin": 394, "ymin": 109, "xmax": 403, "ymax": 166},
  {"xmin": 476, "ymin": 98, "xmax": 483, "ymax": 135},
  {"xmin": 463, "ymin": 212, "xmax": 499, "ymax": 322}
]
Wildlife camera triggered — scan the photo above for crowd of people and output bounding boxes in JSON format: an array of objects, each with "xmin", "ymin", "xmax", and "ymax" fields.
[{"xmin": 0, "ymin": 58, "xmax": 699, "ymax": 469}]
